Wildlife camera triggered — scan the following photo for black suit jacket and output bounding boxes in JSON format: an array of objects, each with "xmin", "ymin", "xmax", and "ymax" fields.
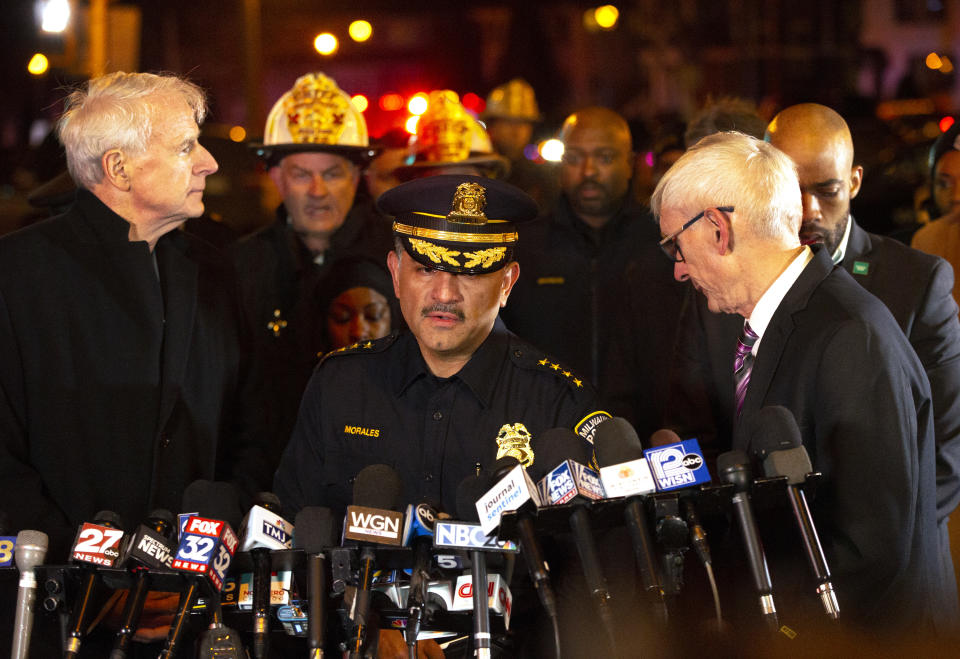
[
  {"xmin": 731, "ymin": 247, "xmax": 953, "ymax": 631},
  {"xmin": 668, "ymin": 219, "xmax": 960, "ymax": 519},
  {"xmin": 0, "ymin": 191, "xmax": 267, "ymax": 557}
]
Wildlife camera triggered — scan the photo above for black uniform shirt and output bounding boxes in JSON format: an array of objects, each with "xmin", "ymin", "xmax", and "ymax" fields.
[{"xmin": 274, "ymin": 318, "xmax": 607, "ymax": 516}]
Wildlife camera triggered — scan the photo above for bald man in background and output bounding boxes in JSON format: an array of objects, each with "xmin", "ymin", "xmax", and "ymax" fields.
[{"xmin": 501, "ymin": 107, "xmax": 684, "ymax": 435}]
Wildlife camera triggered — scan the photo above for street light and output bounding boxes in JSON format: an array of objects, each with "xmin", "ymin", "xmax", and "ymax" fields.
[{"xmin": 39, "ymin": 0, "xmax": 71, "ymax": 33}]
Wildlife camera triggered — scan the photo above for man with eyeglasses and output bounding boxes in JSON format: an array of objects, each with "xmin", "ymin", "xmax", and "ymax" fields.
[
  {"xmin": 656, "ymin": 130, "xmax": 956, "ymax": 636},
  {"xmin": 502, "ymin": 106, "xmax": 684, "ymax": 436}
]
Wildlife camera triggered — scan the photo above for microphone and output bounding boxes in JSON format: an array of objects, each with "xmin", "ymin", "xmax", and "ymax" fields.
[
  {"xmin": 240, "ymin": 492, "xmax": 294, "ymax": 659},
  {"xmin": 110, "ymin": 509, "xmax": 176, "ymax": 659},
  {"xmin": 532, "ymin": 428, "xmax": 618, "ymax": 656},
  {"xmin": 11, "ymin": 530, "xmax": 48, "ymax": 659},
  {"xmin": 64, "ymin": 510, "xmax": 126, "ymax": 658},
  {"xmin": 717, "ymin": 450, "xmax": 779, "ymax": 631},
  {"xmin": 401, "ymin": 500, "xmax": 440, "ymax": 653},
  {"xmin": 345, "ymin": 464, "xmax": 405, "ymax": 658},
  {"xmin": 160, "ymin": 480, "xmax": 243, "ymax": 659},
  {"xmin": 294, "ymin": 506, "xmax": 338, "ymax": 659},
  {"xmin": 474, "ymin": 458, "xmax": 557, "ymax": 622},
  {"xmin": 750, "ymin": 406, "xmax": 839, "ymax": 620},
  {"xmin": 593, "ymin": 417, "xmax": 667, "ymax": 621},
  {"xmin": 456, "ymin": 474, "xmax": 496, "ymax": 659}
]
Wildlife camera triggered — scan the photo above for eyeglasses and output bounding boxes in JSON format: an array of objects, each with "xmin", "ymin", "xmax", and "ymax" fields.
[{"xmin": 658, "ymin": 206, "xmax": 734, "ymax": 262}]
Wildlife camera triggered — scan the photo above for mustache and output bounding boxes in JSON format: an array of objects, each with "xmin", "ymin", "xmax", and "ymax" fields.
[{"xmin": 421, "ymin": 303, "xmax": 465, "ymax": 321}]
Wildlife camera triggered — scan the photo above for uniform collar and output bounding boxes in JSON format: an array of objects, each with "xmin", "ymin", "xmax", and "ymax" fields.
[{"xmin": 390, "ymin": 317, "xmax": 508, "ymax": 408}]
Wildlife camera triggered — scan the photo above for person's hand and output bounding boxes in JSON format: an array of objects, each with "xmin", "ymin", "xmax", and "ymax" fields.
[
  {"xmin": 97, "ymin": 589, "xmax": 181, "ymax": 643},
  {"xmin": 375, "ymin": 629, "xmax": 445, "ymax": 658}
]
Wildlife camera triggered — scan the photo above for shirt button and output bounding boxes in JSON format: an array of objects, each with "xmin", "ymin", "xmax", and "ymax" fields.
[
  {"xmin": 514, "ymin": 349, "xmax": 522, "ymax": 358},
  {"xmin": 425, "ymin": 473, "xmax": 434, "ymax": 482},
  {"xmin": 159, "ymin": 434, "xmax": 171, "ymax": 448},
  {"xmin": 433, "ymin": 411, "xmax": 443, "ymax": 421}
]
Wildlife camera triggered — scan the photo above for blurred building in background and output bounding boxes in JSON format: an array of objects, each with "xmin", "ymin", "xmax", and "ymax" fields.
[{"xmin": 0, "ymin": 0, "xmax": 957, "ymax": 236}]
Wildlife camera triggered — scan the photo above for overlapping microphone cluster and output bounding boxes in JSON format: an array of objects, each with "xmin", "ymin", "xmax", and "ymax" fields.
[{"xmin": 4, "ymin": 405, "xmax": 836, "ymax": 658}]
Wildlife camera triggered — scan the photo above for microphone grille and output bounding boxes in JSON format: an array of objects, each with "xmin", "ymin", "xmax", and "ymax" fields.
[
  {"xmin": 593, "ymin": 417, "xmax": 644, "ymax": 466},
  {"xmin": 352, "ymin": 464, "xmax": 404, "ymax": 511}
]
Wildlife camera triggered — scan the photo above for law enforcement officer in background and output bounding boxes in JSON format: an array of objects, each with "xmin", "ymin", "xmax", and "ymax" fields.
[
  {"xmin": 233, "ymin": 72, "xmax": 394, "ymax": 464},
  {"xmin": 501, "ymin": 106, "xmax": 685, "ymax": 438},
  {"xmin": 275, "ymin": 174, "xmax": 613, "ymax": 657}
]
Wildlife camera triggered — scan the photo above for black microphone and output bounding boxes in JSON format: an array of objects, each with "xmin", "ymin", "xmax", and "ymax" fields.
[
  {"xmin": 345, "ymin": 464, "xmax": 405, "ymax": 659},
  {"xmin": 239, "ymin": 492, "xmax": 294, "ymax": 659},
  {"xmin": 475, "ymin": 457, "xmax": 557, "ymax": 623},
  {"xmin": 64, "ymin": 510, "xmax": 126, "ymax": 658},
  {"xmin": 401, "ymin": 500, "xmax": 440, "ymax": 654},
  {"xmin": 11, "ymin": 529, "xmax": 48, "ymax": 659},
  {"xmin": 717, "ymin": 450, "xmax": 779, "ymax": 631},
  {"xmin": 160, "ymin": 480, "xmax": 244, "ymax": 659},
  {"xmin": 750, "ymin": 405, "xmax": 839, "ymax": 619},
  {"xmin": 456, "ymin": 474, "xmax": 495, "ymax": 659},
  {"xmin": 593, "ymin": 417, "xmax": 668, "ymax": 621},
  {"xmin": 294, "ymin": 506, "xmax": 338, "ymax": 659},
  {"xmin": 532, "ymin": 428, "xmax": 618, "ymax": 655},
  {"xmin": 110, "ymin": 508, "xmax": 176, "ymax": 659}
]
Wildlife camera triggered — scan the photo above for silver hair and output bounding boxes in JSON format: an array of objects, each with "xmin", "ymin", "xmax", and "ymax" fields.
[
  {"xmin": 57, "ymin": 71, "xmax": 208, "ymax": 189},
  {"xmin": 651, "ymin": 131, "xmax": 801, "ymax": 243}
]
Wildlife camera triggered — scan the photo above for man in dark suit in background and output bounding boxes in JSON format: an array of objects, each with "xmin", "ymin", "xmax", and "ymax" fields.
[{"xmin": 655, "ymin": 131, "xmax": 956, "ymax": 635}]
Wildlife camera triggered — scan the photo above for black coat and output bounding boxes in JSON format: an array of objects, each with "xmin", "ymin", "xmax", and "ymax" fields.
[
  {"xmin": 229, "ymin": 201, "xmax": 393, "ymax": 464},
  {"xmin": 0, "ymin": 191, "xmax": 267, "ymax": 557},
  {"xmin": 733, "ymin": 247, "xmax": 955, "ymax": 633}
]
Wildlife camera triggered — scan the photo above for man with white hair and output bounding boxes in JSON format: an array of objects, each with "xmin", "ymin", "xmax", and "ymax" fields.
[
  {"xmin": 0, "ymin": 71, "xmax": 265, "ymax": 559},
  {"xmin": 655, "ymin": 131, "xmax": 955, "ymax": 635}
]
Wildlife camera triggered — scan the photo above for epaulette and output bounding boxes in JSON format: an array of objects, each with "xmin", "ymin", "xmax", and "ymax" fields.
[
  {"xmin": 316, "ymin": 331, "xmax": 398, "ymax": 367},
  {"xmin": 509, "ymin": 342, "xmax": 587, "ymax": 391}
]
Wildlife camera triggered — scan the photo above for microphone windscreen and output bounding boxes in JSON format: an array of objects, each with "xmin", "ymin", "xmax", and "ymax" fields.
[
  {"xmin": 763, "ymin": 446, "xmax": 813, "ymax": 485},
  {"xmin": 352, "ymin": 464, "xmax": 404, "ymax": 511},
  {"xmin": 294, "ymin": 507, "xmax": 338, "ymax": 552},
  {"xmin": 181, "ymin": 480, "xmax": 244, "ymax": 529},
  {"xmin": 455, "ymin": 474, "xmax": 489, "ymax": 522},
  {"xmin": 749, "ymin": 405, "xmax": 803, "ymax": 458},
  {"xmin": 92, "ymin": 510, "xmax": 123, "ymax": 529},
  {"xmin": 649, "ymin": 428, "xmax": 682, "ymax": 447},
  {"xmin": 593, "ymin": 417, "xmax": 645, "ymax": 466},
  {"xmin": 14, "ymin": 530, "xmax": 48, "ymax": 571},
  {"xmin": 253, "ymin": 491, "xmax": 282, "ymax": 513},
  {"xmin": 529, "ymin": 427, "xmax": 590, "ymax": 480},
  {"xmin": 146, "ymin": 509, "xmax": 176, "ymax": 528}
]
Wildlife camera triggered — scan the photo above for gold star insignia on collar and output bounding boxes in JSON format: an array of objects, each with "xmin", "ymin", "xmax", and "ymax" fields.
[
  {"xmin": 538, "ymin": 358, "xmax": 549, "ymax": 366},
  {"xmin": 573, "ymin": 378, "xmax": 583, "ymax": 388},
  {"xmin": 364, "ymin": 341, "xmax": 373, "ymax": 348},
  {"xmin": 562, "ymin": 370, "xmax": 571, "ymax": 377},
  {"xmin": 550, "ymin": 363, "xmax": 560, "ymax": 371}
]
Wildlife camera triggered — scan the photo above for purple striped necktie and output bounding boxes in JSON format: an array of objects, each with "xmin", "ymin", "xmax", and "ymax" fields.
[{"xmin": 734, "ymin": 321, "xmax": 759, "ymax": 418}]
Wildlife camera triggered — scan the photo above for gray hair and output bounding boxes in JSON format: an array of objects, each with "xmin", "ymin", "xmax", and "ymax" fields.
[
  {"xmin": 651, "ymin": 131, "xmax": 801, "ymax": 243},
  {"xmin": 57, "ymin": 71, "xmax": 208, "ymax": 189}
]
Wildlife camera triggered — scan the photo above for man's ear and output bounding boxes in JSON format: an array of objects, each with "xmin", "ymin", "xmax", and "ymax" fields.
[
  {"xmin": 387, "ymin": 249, "xmax": 402, "ymax": 299},
  {"xmin": 101, "ymin": 150, "xmax": 129, "ymax": 191},
  {"xmin": 849, "ymin": 164, "xmax": 864, "ymax": 200},
  {"xmin": 705, "ymin": 207, "xmax": 733, "ymax": 255},
  {"xmin": 499, "ymin": 261, "xmax": 521, "ymax": 308}
]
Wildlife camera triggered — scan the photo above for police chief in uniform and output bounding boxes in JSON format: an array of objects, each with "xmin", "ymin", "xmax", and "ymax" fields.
[
  {"xmin": 274, "ymin": 174, "xmax": 605, "ymax": 516},
  {"xmin": 274, "ymin": 174, "xmax": 610, "ymax": 657}
]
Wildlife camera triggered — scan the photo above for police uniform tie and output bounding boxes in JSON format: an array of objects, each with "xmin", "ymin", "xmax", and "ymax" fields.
[{"xmin": 734, "ymin": 321, "xmax": 759, "ymax": 418}]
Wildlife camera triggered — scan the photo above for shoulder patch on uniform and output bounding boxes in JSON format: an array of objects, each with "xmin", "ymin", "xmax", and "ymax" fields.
[
  {"xmin": 574, "ymin": 411, "xmax": 613, "ymax": 444},
  {"xmin": 317, "ymin": 331, "xmax": 398, "ymax": 366},
  {"xmin": 510, "ymin": 345, "xmax": 586, "ymax": 390}
]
